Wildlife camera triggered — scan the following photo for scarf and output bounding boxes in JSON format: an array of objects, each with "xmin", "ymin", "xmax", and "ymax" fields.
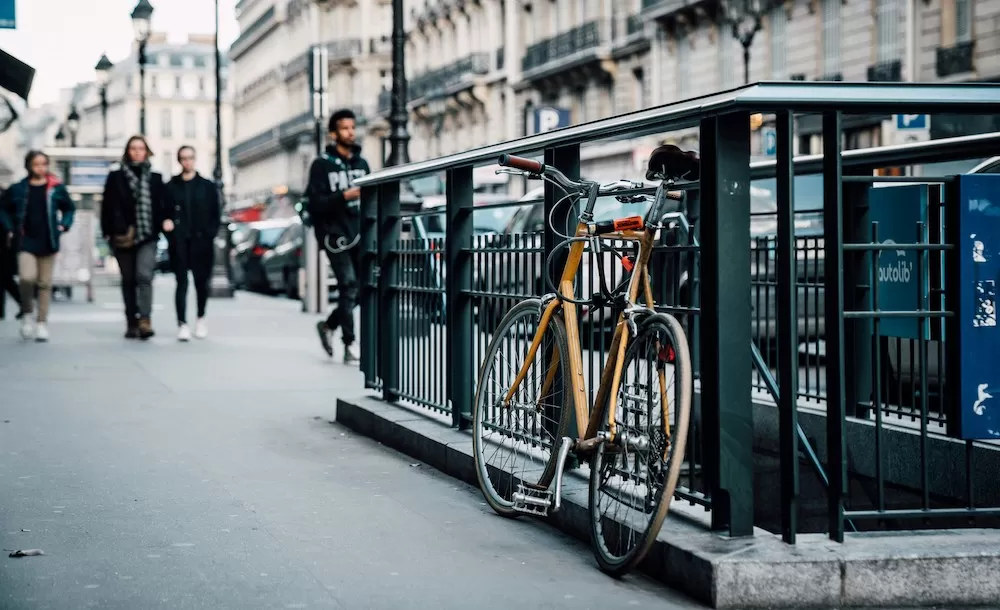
[{"xmin": 124, "ymin": 161, "xmax": 154, "ymax": 242}]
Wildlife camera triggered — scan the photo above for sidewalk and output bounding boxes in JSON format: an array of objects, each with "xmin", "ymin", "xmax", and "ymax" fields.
[{"xmin": 0, "ymin": 275, "xmax": 696, "ymax": 609}]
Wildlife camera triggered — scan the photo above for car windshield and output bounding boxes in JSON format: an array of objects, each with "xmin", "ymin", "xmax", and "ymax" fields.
[
  {"xmin": 257, "ymin": 227, "xmax": 286, "ymax": 247},
  {"xmin": 424, "ymin": 206, "xmax": 520, "ymax": 235}
]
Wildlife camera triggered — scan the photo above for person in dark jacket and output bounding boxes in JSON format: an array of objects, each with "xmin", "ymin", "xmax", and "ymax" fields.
[
  {"xmin": 101, "ymin": 135, "xmax": 174, "ymax": 340},
  {"xmin": 307, "ymin": 108, "xmax": 371, "ymax": 364},
  {"xmin": 0, "ymin": 151, "xmax": 75, "ymax": 341},
  {"xmin": 166, "ymin": 145, "xmax": 221, "ymax": 342},
  {"xmin": 0, "ymin": 186, "xmax": 23, "ymax": 321}
]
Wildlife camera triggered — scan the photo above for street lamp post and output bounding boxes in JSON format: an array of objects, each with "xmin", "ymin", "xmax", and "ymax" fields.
[
  {"xmin": 386, "ymin": 0, "xmax": 410, "ymax": 167},
  {"xmin": 210, "ymin": 0, "xmax": 235, "ymax": 298},
  {"xmin": 131, "ymin": 0, "xmax": 154, "ymax": 134},
  {"xmin": 723, "ymin": 0, "xmax": 767, "ymax": 85},
  {"xmin": 95, "ymin": 53, "xmax": 113, "ymax": 147},
  {"xmin": 66, "ymin": 105, "xmax": 80, "ymax": 148}
]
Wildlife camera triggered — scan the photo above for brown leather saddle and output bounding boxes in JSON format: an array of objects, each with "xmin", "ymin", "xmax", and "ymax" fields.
[{"xmin": 645, "ymin": 144, "xmax": 700, "ymax": 182}]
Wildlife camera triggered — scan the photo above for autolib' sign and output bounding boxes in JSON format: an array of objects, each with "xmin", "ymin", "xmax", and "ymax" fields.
[
  {"xmin": 956, "ymin": 174, "xmax": 1000, "ymax": 440},
  {"xmin": 869, "ymin": 184, "xmax": 928, "ymax": 339}
]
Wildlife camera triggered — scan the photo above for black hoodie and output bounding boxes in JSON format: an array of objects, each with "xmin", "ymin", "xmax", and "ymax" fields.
[{"xmin": 305, "ymin": 143, "xmax": 370, "ymax": 245}]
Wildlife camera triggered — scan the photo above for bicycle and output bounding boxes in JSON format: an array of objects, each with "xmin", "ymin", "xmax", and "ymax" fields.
[{"xmin": 472, "ymin": 147, "xmax": 698, "ymax": 576}]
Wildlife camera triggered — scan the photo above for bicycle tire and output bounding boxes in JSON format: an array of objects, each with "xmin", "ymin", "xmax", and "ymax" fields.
[
  {"xmin": 588, "ymin": 312, "xmax": 692, "ymax": 576},
  {"xmin": 472, "ymin": 298, "xmax": 573, "ymax": 518}
]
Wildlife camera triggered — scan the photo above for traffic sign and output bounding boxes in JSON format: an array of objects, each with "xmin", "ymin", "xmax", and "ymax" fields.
[
  {"xmin": 895, "ymin": 114, "xmax": 928, "ymax": 130},
  {"xmin": 0, "ymin": 0, "xmax": 14, "ymax": 29},
  {"xmin": 761, "ymin": 127, "xmax": 777, "ymax": 156}
]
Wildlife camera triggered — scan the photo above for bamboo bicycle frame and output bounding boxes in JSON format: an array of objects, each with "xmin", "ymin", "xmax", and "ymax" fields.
[{"xmin": 501, "ymin": 220, "xmax": 659, "ymax": 445}]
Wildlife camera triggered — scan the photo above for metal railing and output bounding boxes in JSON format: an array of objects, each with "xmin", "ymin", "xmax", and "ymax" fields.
[
  {"xmin": 353, "ymin": 81, "xmax": 1000, "ymax": 544},
  {"xmin": 522, "ymin": 20, "xmax": 604, "ymax": 75}
]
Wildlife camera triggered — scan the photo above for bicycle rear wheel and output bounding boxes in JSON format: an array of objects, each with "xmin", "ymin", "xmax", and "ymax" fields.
[
  {"xmin": 588, "ymin": 312, "xmax": 692, "ymax": 576},
  {"xmin": 472, "ymin": 299, "xmax": 573, "ymax": 517}
]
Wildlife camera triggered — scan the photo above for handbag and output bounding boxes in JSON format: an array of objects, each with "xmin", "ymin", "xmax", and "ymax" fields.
[{"xmin": 111, "ymin": 225, "xmax": 136, "ymax": 250}]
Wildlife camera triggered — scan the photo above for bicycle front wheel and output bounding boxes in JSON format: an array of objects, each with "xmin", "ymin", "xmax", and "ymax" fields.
[
  {"xmin": 472, "ymin": 298, "xmax": 573, "ymax": 518},
  {"xmin": 588, "ymin": 312, "xmax": 692, "ymax": 576}
]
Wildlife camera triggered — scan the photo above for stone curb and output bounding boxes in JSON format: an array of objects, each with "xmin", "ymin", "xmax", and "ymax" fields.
[{"xmin": 336, "ymin": 395, "xmax": 1000, "ymax": 609}]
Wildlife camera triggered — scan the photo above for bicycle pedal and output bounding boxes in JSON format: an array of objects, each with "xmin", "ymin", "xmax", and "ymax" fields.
[{"xmin": 512, "ymin": 484, "xmax": 553, "ymax": 517}]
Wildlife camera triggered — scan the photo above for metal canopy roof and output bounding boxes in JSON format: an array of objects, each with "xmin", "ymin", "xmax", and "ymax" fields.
[{"xmin": 356, "ymin": 80, "xmax": 1000, "ymax": 186}]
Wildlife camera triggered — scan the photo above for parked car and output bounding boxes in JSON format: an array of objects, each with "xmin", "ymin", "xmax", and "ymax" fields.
[
  {"xmin": 231, "ymin": 218, "xmax": 295, "ymax": 293},
  {"xmin": 259, "ymin": 218, "xmax": 305, "ymax": 298}
]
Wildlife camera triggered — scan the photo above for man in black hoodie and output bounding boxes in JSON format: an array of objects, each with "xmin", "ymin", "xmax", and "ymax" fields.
[{"xmin": 307, "ymin": 108, "xmax": 370, "ymax": 363}]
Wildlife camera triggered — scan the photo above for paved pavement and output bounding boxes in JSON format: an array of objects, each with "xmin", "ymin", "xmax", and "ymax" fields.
[{"xmin": 0, "ymin": 275, "xmax": 701, "ymax": 610}]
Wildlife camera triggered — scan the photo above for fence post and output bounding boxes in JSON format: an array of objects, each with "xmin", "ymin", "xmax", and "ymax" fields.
[
  {"xmin": 822, "ymin": 111, "xmax": 848, "ymax": 542},
  {"xmin": 360, "ymin": 184, "xmax": 379, "ymax": 387},
  {"xmin": 378, "ymin": 181, "xmax": 401, "ymax": 403},
  {"xmin": 544, "ymin": 145, "xmax": 581, "ymax": 449},
  {"xmin": 446, "ymin": 166, "xmax": 474, "ymax": 429},
  {"xmin": 699, "ymin": 112, "xmax": 755, "ymax": 537},
  {"xmin": 844, "ymin": 169, "xmax": 873, "ymax": 419},
  {"xmin": 774, "ymin": 110, "xmax": 800, "ymax": 543}
]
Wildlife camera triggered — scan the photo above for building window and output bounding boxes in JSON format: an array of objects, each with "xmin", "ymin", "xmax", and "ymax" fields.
[
  {"xmin": 875, "ymin": 0, "xmax": 902, "ymax": 62},
  {"xmin": 677, "ymin": 34, "xmax": 690, "ymax": 96},
  {"xmin": 208, "ymin": 111, "xmax": 216, "ymax": 138},
  {"xmin": 821, "ymin": 0, "xmax": 842, "ymax": 76},
  {"xmin": 574, "ymin": 88, "xmax": 586, "ymax": 123},
  {"xmin": 769, "ymin": 5, "xmax": 787, "ymax": 79},
  {"xmin": 717, "ymin": 24, "xmax": 733, "ymax": 87},
  {"xmin": 161, "ymin": 108, "xmax": 172, "ymax": 138},
  {"xmin": 199, "ymin": 77, "xmax": 206, "ymax": 94},
  {"xmin": 185, "ymin": 110, "xmax": 197, "ymax": 138},
  {"xmin": 956, "ymin": 0, "xmax": 972, "ymax": 42},
  {"xmin": 633, "ymin": 67, "xmax": 646, "ymax": 111},
  {"xmin": 151, "ymin": 75, "xmax": 158, "ymax": 94},
  {"xmin": 175, "ymin": 76, "xmax": 182, "ymax": 93}
]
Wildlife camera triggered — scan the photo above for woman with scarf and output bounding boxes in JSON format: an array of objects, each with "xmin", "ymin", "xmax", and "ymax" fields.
[
  {"xmin": 0, "ymin": 151, "xmax": 75, "ymax": 340},
  {"xmin": 101, "ymin": 135, "xmax": 174, "ymax": 340}
]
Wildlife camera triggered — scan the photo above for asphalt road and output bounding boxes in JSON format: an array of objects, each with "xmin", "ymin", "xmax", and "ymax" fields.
[{"xmin": 0, "ymin": 277, "xmax": 702, "ymax": 610}]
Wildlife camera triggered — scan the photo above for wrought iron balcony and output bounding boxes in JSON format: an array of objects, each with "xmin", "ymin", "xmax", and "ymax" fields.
[
  {"xmin": 936, "ymin": 41, "xmax": 975, "ymax": 78},
  {"xmin": 815, "ymin": 72, "xmax": 844, "ymax": 82},
  {"xmin": 522, "ymin": 20, "xmax": 604, "ymax": 76},
  {"xmin": 409, "ymin": 53, "xmax": 491, "ymax": 102},
  {"xmin": 496, "ymin": 47, "xmax": 504, "ymax": 72},
  {"xmin": 328, "ymin": 38, "xmax": 364, "ymax": 63},
  {"xmin": 867, "ymin": 59, "xmax": 902, "ymax": 82},
  {"xmin": 369, "ymin": 35, "xmax": 391, "ymax": 55}
]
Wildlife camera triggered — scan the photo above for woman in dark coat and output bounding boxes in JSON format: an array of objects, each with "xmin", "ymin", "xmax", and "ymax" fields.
[{"xmin": 100, "ymin": 135, "xmax": 174, "ymax": 340}]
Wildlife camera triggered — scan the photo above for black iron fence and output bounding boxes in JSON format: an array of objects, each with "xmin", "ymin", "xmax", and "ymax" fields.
[{"xmin": 354, "ymin": 82, "xmax": 1000, "ymax": 544}]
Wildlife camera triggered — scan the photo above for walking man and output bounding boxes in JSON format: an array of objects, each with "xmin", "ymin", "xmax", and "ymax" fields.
[
  {"xmin": 307, "ymin": 108, "xmax": 370, "ymax": 364},
  {"xmin": 166, "ymin": 145, "xmax": 221, "ymax": 341}
]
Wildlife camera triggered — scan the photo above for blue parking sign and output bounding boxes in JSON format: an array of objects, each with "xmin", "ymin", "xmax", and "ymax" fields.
[
  {"xmin": 0, "ymin": 0, "xmax": 13, "ymax": 29},
  {"xmin": 895, "ymin": 114, "xmax": 928, "ymax": 130}
]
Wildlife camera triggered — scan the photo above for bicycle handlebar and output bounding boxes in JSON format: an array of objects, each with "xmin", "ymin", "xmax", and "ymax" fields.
[{"xmin": 497, "ymin": 154, "xmax": 544, "ymax": 174}]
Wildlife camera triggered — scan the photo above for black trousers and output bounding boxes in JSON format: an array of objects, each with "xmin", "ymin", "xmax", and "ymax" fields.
[
  {"xmin": 325, "ymin": 244, "xmax": 359, "ymax": 346},
  {"xmin": 0, "ymin": 248, "xmax": 19, "ymax": 318},
  {"xmin": 171, "ymin": 237, "xmax": 214, "ymax": 325}
]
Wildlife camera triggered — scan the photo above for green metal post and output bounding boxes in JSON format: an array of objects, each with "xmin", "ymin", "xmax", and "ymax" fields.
[
  {"xmin": 379, "ymin": 181, "xmax": 401, "ymax": 402},
  {"xmin": 446, "ymin": 166, "xmax": 474, "ymax": 429}
]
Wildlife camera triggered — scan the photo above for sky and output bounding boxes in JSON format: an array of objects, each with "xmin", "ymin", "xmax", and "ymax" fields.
[{"xmin": 0, "ymin": 0, "xmax": 239, "ymax": 106}]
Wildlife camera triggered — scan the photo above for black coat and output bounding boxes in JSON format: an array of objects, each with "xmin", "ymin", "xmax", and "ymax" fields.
[
  {"xmin": 100, "ymin": 167, "xmax": 173, "ymax": 247},
  {"xmin": 165, "ymin": 173, "xmax": 221, "ymax": 242}
]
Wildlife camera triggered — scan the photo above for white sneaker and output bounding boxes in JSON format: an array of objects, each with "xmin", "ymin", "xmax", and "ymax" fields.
[
  {"xmin": 20, "ymin": 319, "xmax": 34, "ymax": 340},
  {"xmin": 178, "ymin": 324, "xmax": 191, "ymax": 342},
  {"xmin": 194, "ymin": 318, "xmax": 208, "ymax": 339},
  {"xmin": 35, "ymin": 323, "xmax": 49, "ymax": 342}
]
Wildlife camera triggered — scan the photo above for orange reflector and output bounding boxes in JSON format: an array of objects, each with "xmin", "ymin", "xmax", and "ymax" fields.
[{"xmin": 613, "ymin": 216, "xmax": 644, "ymax": 231}]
